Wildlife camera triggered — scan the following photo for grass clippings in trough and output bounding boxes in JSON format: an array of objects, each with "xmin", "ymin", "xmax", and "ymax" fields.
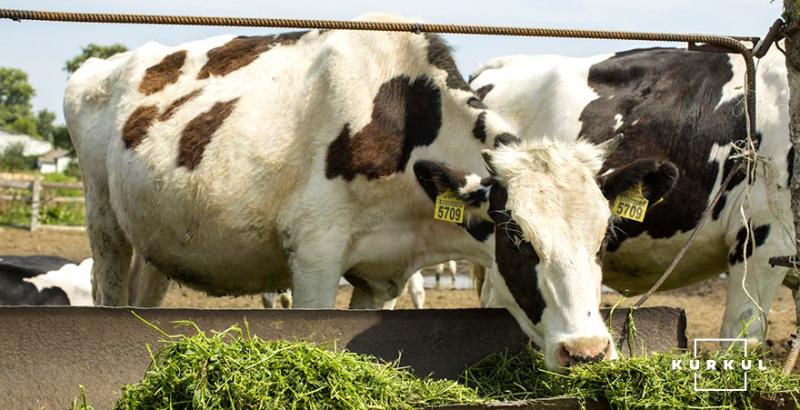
[
  {"xmin": 462, "ymin": 343, "xmax": 800, "ymax": 409},
  {"xmin": 110, "ymin": 318, "xmax": 480, "ymax": 410}
]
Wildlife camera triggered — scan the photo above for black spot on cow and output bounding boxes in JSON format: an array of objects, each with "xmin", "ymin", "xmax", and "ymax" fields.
[
  {"xmin": 712, "ymin": 191, "xmax": 727, "ymax": 220},
  {"xmin": 728, "ymin": 223, "xmax": 770, "ymax": 265},
  {"xmin": 198, "ymin": 31, "xmax": 313, "ymax": 79},
  {"xmin": 462, "ymin": 218, "xmax": 494, "ymax": 242},
  {"xmin": 475, "ymin": 84, "xmax": 494, "ymax": 100},
  {"xmin": 473, "ymin": 112, "xmax": 488, "ymax": 143},
  {"xmin": 424, "ymin": 33, "xmax": 471, "ymax": 92},
  {"xmin": 178, "ymin": 98, "xmax": 239, "ymax": 170},
  {"xmin": 579, "ymin": 48, "xmax": 753, "ymax": 249},
  {"xmin": 139, "ymin": 50, "xmax": 187, "ymax": 95},
  {"xmin": 122, "ymin": 105, "xmax": 159, "ymax": 149},
  {"xmin": 326, "ymin": 75, "xmax": 442, "ymax": 180},
  {"xmin": 788, "ymin": 146, "xmax": 795, "ymax": 188},
  {"xmin": 488, "ymin": 184, "xmax": 546, "ymax": 324},
  {"xmin": 0, "ymin": 255, "xmax": 73, "ymax": 305}
]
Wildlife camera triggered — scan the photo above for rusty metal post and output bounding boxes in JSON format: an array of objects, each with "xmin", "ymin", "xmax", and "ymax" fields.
[
  {"xmin": 786, "ymin": 2, "xmax": 800, "ymax": 266},
  {"xmin": 782, "ymin": 0, "xmax": 800, "ymax": 374}
]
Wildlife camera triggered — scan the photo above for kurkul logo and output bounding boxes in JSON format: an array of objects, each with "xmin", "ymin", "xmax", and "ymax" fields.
[{"xmin": 669, "ymin": 338, "xmax": 767, "ymax": 392}]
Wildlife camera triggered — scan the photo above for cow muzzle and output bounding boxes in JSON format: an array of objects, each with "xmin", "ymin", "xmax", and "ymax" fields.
[{"xmin": 555, "ymin": 336, "xmax": 614, "ymax": 367}]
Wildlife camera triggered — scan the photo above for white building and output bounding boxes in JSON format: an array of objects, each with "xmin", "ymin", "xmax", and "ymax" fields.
[
  {"xmin": 0, "ymin": 128, "xmax": 52, "ymax": 156},
  {"xmin": 37, "ymin": 148, "xmax": 72, "ymax": 174}
]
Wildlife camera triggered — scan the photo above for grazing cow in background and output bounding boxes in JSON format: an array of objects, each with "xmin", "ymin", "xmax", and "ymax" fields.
[
  {"xmin": 262, "ymin": 272, "xmax": 424, "ymax": 309},
  {"xmin": 433, "ymin": 260, "xmax": 458, "ymax": 289},
  {"xmin": 470, "ymin": 43, "xmax": 795, "ymax": 343},
  {"xmin": 261, "ymin": 288, "xmax": 293, "ymax": 309},
  {"xmin": 65, "ymin": 13, "xmax": 677, "ymax": 369},
  {"xmin": 0, "ymin": 256, "xmax": 93, "ymax": 306}
]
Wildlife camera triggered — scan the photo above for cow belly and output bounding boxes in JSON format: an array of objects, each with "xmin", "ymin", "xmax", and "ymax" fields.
[
  {"xmin": 111, "ymin": 182, "xmax": 291, "ymax": 296},
  {"xmin": 602, "ymin": 232, "xmax": 728, "ymax": 295},
  {"xmin": 146, "ymin": 244, "xmax": 290, "ymax": 296}
]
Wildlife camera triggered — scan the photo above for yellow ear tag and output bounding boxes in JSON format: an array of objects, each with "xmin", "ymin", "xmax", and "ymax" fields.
[
  {"xmin": 434, "ymin": 191, "xmax": 465, "ymax": 223},
  {"xmin": 612, "ymin": 183, "xmax": 649, "ymax": 222}
]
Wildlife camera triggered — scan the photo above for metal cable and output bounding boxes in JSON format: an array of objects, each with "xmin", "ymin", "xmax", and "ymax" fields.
[{"xmin": 0, "ymin": 8, "xmax": 760, "ymax": 141}]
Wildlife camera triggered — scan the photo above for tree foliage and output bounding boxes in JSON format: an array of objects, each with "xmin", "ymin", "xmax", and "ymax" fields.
[
  {"xmin": 0, "ymin": 44, "xmax": 127, "ymax": 159},
  {"xmin": 36, "ymin": 109, "xmax": 56, "ymax": 140},
  {"xmin": 0, "ymin": 67, "xmax": 37, "ymax": 136},
  {"xmin": 65, "ymin": 43, "xmax": 128, "ymax": 74},
  {"xmin": 0, "ymin": 142, "xmax": 37, "ymax": 171}
]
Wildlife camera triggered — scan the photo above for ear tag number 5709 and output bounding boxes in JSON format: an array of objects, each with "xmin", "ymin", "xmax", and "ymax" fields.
[
  {"xmin": 612, "ymin": 183, "xmax": 649, "ymax": 223},
  {"xmin": 434, "ymin": 191, "xmax": 465, "ymax": 223}
]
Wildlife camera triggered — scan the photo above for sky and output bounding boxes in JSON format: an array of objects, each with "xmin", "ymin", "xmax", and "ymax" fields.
[{"xmin": 0, "ymin": 0, "xmax": 785, "ymax": 123}]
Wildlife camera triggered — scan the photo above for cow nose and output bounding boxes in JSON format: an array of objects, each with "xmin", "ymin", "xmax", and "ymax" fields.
[{"xmin": 556, "ymin": 337, "xmax": 612, "ymax": 367}]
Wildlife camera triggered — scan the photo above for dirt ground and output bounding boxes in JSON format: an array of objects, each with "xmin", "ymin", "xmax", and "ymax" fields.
[{"xmin": 1, "ymin": 226, "xmax": 796, "ymax": 358}]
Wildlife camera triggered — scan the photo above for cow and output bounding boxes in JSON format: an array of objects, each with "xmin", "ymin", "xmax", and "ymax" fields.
[
  {"xmin": 0, "ymin": 255, "xmax": 93, "ymax": 306},
  {"xmin": 469, "ymin": 42, "xmax": 795, "ymax": 344},
  {"xmin": 261, "ymin": 272, "xmax": 423, "ymax": 309},
  {"xmin": 64, "ymin": 14, "xmax": 677, "ymax": 369},
  {"xmin": 433, "ymin": 260, "xmax": 458, "ymax": 289},
  {"xmin": 261, "ymin": 288, "xmax": 293, "ymax": 309},
  {"xmin": 406, "ymin": 271, "xmax": 426, "ymax": 308}
]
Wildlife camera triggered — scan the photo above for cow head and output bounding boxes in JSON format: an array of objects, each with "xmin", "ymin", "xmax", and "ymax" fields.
[{"xmin": 414, "ymin": 138, "xmax": 678, "ymax": 370}]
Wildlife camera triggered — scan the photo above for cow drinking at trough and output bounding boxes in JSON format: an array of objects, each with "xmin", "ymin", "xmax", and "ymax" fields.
[
  {"xmin": 64, "ymin": 14, "xmax": 676, "ymax": 369},
  {"xmin": 469, "ymin": 43, "xmax": 794, "ymax": 344}
]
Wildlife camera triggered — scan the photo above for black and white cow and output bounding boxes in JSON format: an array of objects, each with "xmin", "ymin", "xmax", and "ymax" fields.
[
  {"xmin": 470, "ymin": 43, "xmax": 794, "ymax": 343},
  {"xmin": 64, "ymin": 14, "xmax": 676, "ymax": 369},
  {"xmin": 0, "ymin": 255, "xmax": 93, "ymax": 306}
]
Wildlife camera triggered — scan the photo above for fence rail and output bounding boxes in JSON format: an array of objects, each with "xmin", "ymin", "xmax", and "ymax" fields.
[{"xmin": 0, "ymin": 177, "xmax": 85, "ymax": 231}]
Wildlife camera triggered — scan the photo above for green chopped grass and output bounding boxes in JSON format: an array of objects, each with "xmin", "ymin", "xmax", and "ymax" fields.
[
  {"xmin": 111, "ymin": 319, "xmax": 480, "ymax": 410},
  {"xmin": 72, "ymin": 317, "xmax": 800, "ymax": 409},
  {"xmin": 462, "ymin": 344, "xmax": 800, "ymax": 409}
]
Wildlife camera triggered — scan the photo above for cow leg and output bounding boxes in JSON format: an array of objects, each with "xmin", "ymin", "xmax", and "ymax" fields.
[
  {"xmin": 128, "ymin": 254, "xmax": 169, "ymax": 307},
  {"xmin": 479, "ymin": 270, "xmax": 496, "ymax": 307},
  {"xmin": 261, "ymin": 290, "xmax": 293, "ymax": 309},
  {"xmin": 85, "ymin": 185, "xmax": 132, "ymax": 306},
  {"xmin": 473, "ymin": 264, "xmax": 487, "ymax": 298},
  {"xmin": 288, "ymin": 246, "xmax": 342, "ymax": 308},
  {"xmin": 721, "ymin": 223, "xmax": 790, "ymax": 343},
  {"xmin": 406, "ymin": 271, "xmax": 426, "ymax": 309},
  {"xmin": 434, "ymin": 264, "xmax": 443, "ymax": 289},
  {"xmin": 449, "ymin": 261, "xmax": 457, "ymax": 289},
  {"xmin": 261, "ymin": 292, "xmax": 279, "ymax": 308}
]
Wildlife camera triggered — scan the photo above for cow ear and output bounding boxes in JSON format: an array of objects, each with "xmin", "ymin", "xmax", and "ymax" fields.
[
  {"xmin": 414, "ymin": 160, "xmax": 492, "ymax": 207},
  {"xmin": 600, "ymin": 159, "xmax": 679, "ymax": 202}
]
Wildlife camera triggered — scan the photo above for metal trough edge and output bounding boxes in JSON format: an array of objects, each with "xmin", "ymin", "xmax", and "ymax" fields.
[{"xmin": 0, "ymin": 306, "xmax": 686, "ymax": 409}]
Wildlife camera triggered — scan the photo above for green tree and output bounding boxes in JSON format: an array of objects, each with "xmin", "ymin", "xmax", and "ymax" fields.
[
  {"xmin": 0, "ymin": 67, "xmax": 37, "ymax": 136},
  {"xmin": 65, "ymin": 43, "xmax": 128, "ymax": 74},
  {"xmin": 36, "ymin": 109, "xmax": 56, "ymax": 141},
  {"xmin": 0, "ymin": 142, "xmax": 36, "ymax": 171},
  {"xmin": 51, "ymin": 125, "xmax": 73, "ymax": 153}
]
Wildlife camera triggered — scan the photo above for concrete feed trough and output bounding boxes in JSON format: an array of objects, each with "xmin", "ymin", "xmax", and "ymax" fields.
[{"xmin": 0, "ymin": 306, "xmax": 686, "ymax": 409}]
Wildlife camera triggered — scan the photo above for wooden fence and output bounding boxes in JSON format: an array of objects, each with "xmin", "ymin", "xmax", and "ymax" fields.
[{"xmin": 0, "ymin": 177, "xmax": 85, "ymax": 231}]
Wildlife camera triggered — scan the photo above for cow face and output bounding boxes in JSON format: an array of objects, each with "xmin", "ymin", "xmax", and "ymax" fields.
[{"xmin": 414, "ymin": 138, "xmax": 678, "ymax": 370}]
